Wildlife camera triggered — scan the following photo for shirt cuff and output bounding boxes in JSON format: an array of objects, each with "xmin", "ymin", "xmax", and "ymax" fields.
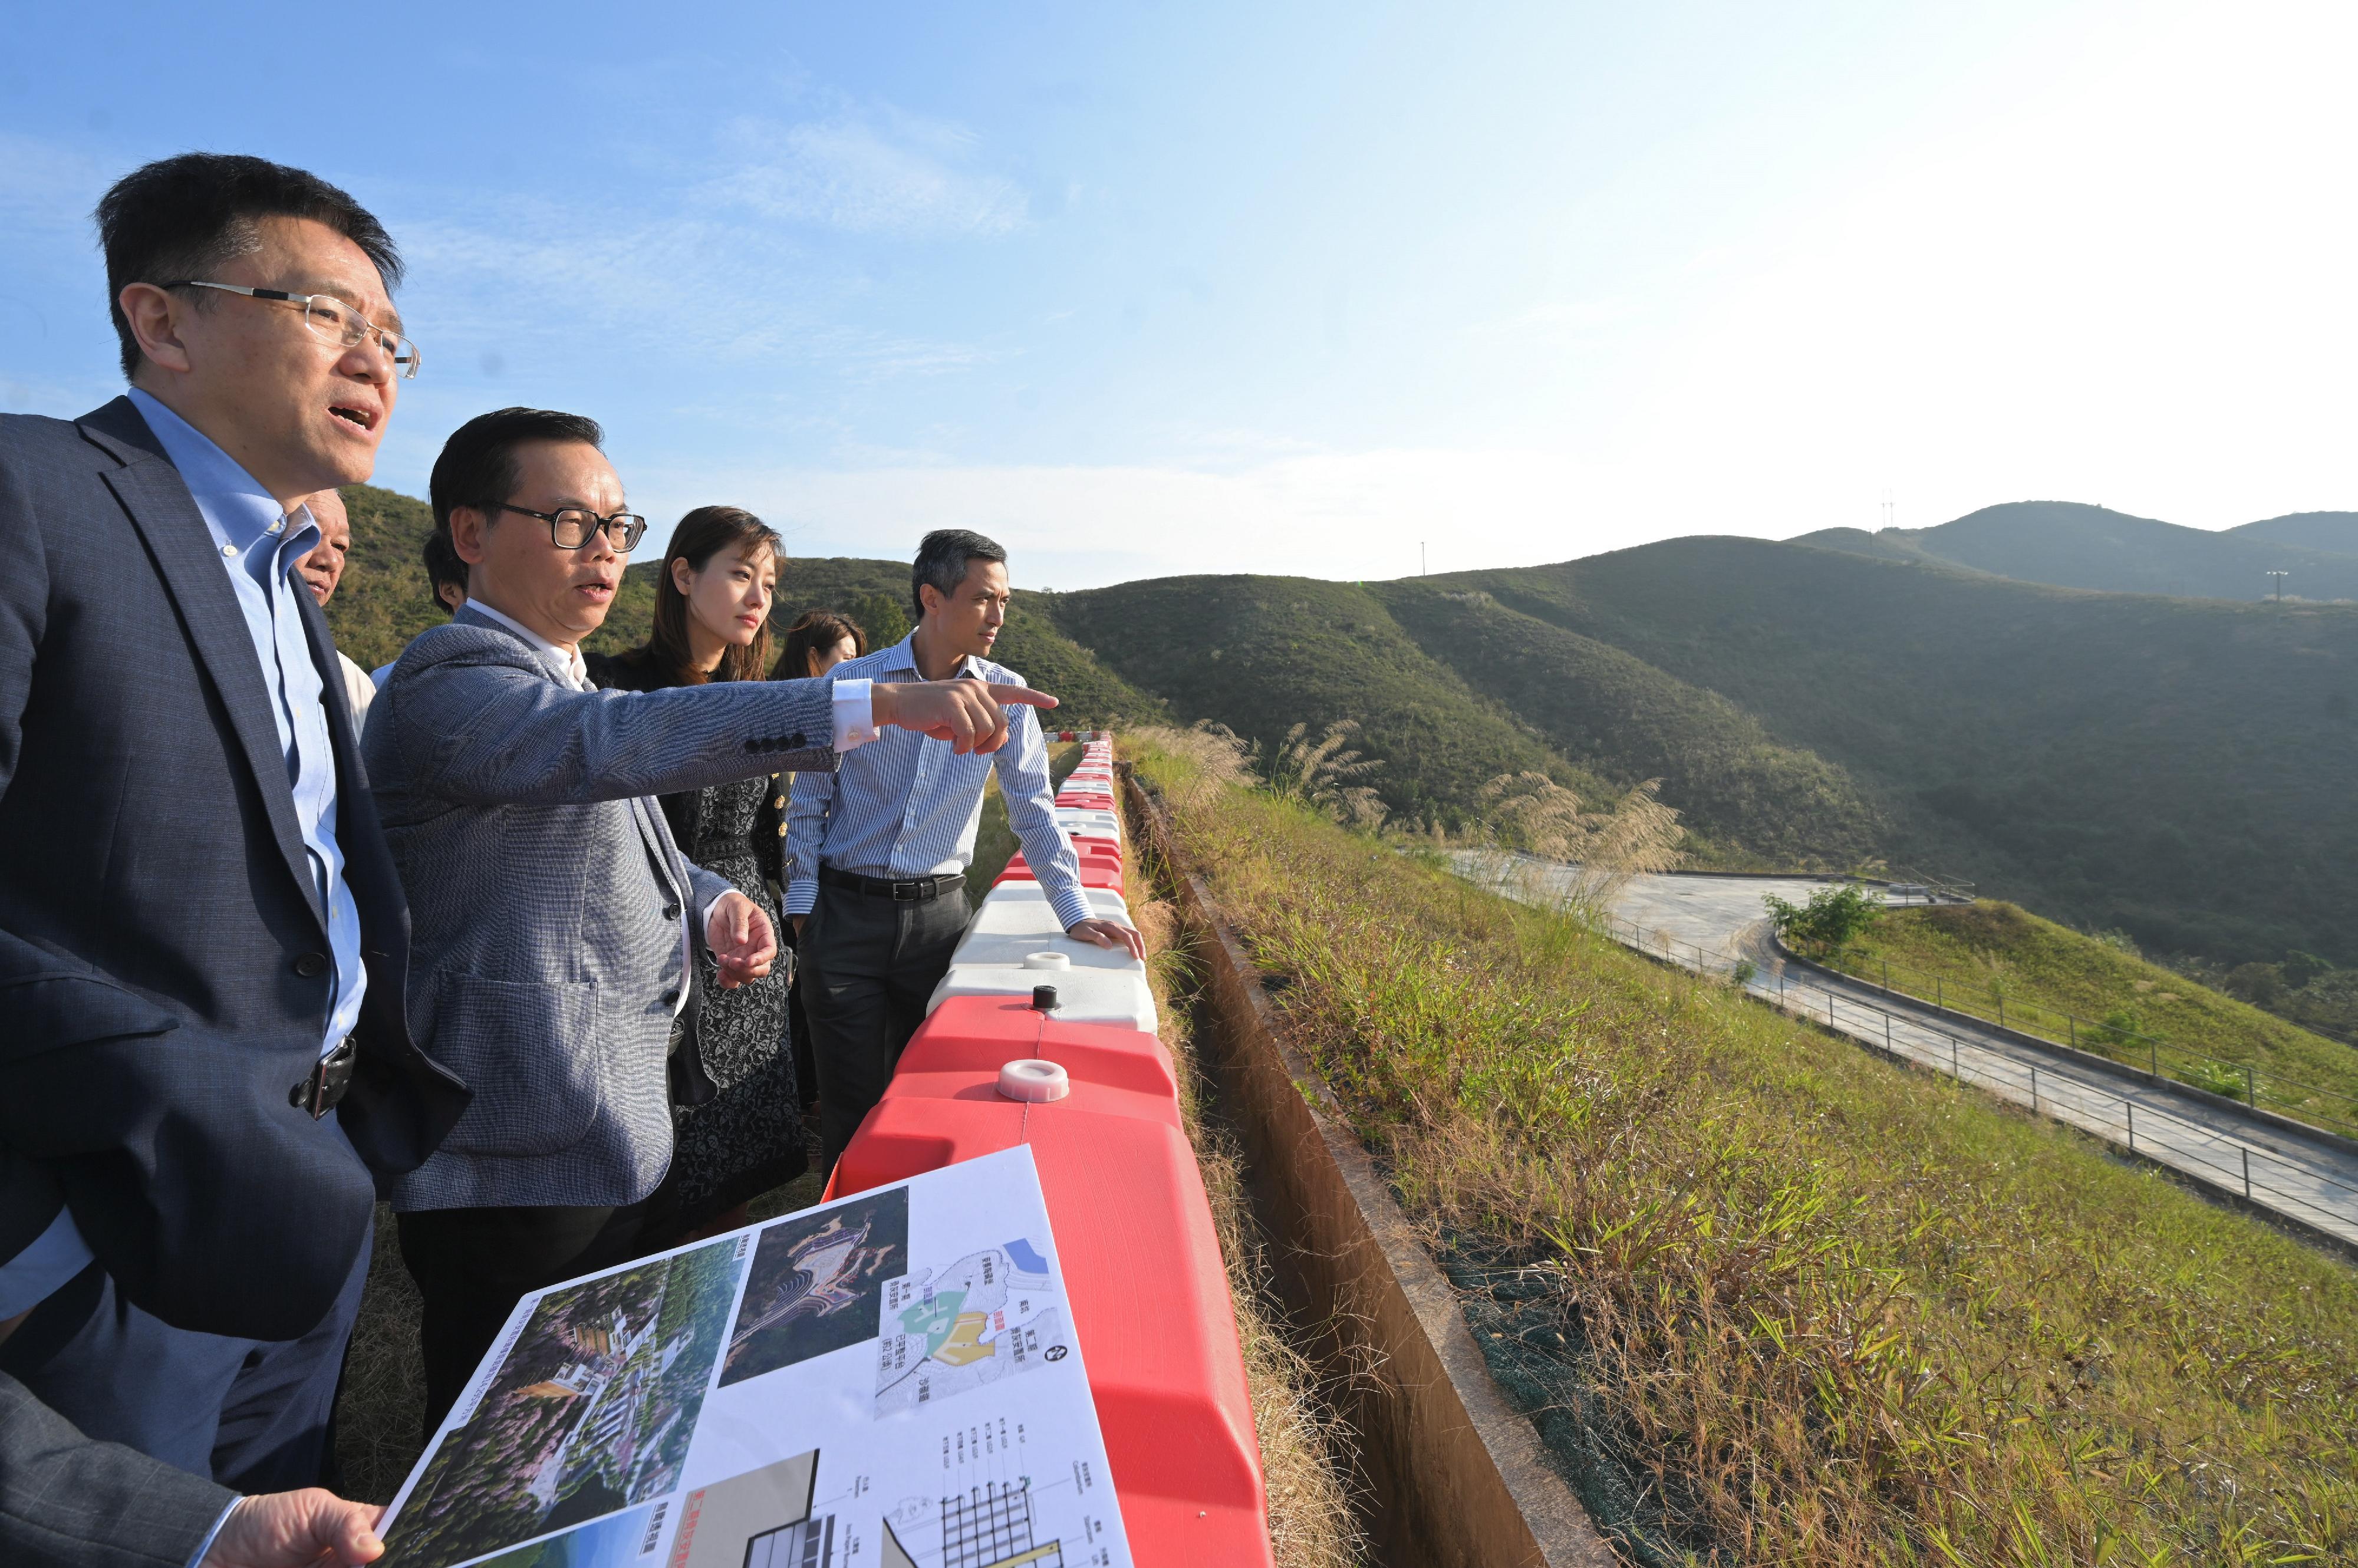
[
  {"xmin": 832, "ymin": 678, "xmax": 877, "ymax": 750},
  {"xmin": 785, "ymin": 878, "xmax": 819, "ymax": 916},
  {"xmin": 0, "ymin": 1206, "xmax": 96, "ymax": 1319},
  {"xmin": 1050, "ymin": 887, "xmax": 1099, "ymax": 933},
  {"xmin": 185, "ymin": 1498, "xmax": 243, "ymax": 1568}
]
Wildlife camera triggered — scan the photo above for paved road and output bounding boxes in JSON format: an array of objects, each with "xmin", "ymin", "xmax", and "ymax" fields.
[{"xmin": 1451, "ymin": 854, "xmax": 2358, "ymax": 1253}]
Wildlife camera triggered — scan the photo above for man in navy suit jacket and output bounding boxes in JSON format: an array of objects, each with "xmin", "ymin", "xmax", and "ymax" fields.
[{"xmin": 0, "ymin": 154, "xmax": 467, "ymax": 1500}]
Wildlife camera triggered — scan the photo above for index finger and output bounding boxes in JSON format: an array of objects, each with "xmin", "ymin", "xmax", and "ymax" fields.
[{"xmin": 986, "ymin": 683, "xmax": 1058, "ymax": 709}]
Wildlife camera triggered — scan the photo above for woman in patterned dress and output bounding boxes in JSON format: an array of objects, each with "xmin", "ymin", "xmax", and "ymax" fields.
[{"xmin": 588, "ymin": 506, "xmax": 805, "ymax": 1234}]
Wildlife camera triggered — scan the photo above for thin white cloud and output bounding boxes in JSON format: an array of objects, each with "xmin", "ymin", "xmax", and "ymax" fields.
[
  {"xmin": 705, "ymin": 116, "xmax": 1027, "ymax": 238},
  {"xmin": 376, "ymin": 106, "xmax": 1023, "ymax": 384}
]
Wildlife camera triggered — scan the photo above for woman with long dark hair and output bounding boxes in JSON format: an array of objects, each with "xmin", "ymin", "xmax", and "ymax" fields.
[
  {"xmin": 770, "ymin": 608, "xmax": 866, "ymax": 684},
  {"xmin": 588, "ymin": 506, "xmax": 803, "ymax": 1232}
]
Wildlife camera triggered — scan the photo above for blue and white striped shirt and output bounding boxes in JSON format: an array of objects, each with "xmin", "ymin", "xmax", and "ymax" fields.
[{"xmin": 783, "ymin": 634, "xmax": 1092, "ymax": 930}]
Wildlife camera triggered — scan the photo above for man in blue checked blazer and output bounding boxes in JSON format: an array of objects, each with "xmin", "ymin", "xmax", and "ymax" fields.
[{"xmin": 369, "ymin": 409, "xmax": 1054, "ymax": 1429}]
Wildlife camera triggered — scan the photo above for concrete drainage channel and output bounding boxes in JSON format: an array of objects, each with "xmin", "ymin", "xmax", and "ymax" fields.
[{"xmin": 1123, "ymin": 768, "xmax": 1615, "ymax": 1568}]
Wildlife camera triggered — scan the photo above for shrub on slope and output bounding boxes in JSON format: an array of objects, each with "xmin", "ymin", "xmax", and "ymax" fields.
[{"xmin": 1844, "ymin": 900, "xmax": 2358, "ymax": 1134}]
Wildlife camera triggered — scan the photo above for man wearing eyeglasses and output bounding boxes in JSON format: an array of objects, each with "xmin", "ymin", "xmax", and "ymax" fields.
[
  {"xmin": 365, "ymin": 409, "xmax": 1058, "ymax": 1431},
  {"xmin": 0, "ymin": 151, "xmax": 467, "ymax": 1548}
]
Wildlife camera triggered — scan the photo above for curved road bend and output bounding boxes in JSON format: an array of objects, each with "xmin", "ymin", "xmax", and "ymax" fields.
[{"xmin": 1450, "ymin": 854, "xmax": 2358, "ymax": 1253}]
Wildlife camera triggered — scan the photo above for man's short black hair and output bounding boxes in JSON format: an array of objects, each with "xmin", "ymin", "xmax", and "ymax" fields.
[
  {"xmin": 911, "ymin": 529, "xmax": 1008, "ymax": 620},
  {"xmin": 428, "ymin": 407, "xmax": 606, "ymax": 535},
  {"xmin": 94, "ymin": 153, "xmax": 401, "ymax": 381},
  {"xmin": 421, "ymin": 526, "xmax": 468, "ymax": 605}
]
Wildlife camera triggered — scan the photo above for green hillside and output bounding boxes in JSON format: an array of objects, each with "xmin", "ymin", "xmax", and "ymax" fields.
[
  {"xmin": 2229, "ymin": 510, "xmax": 2358, "ymax": 553},
  {"xmin": 1140, "ymin": 736, "xmax": 2358, "ymax": 1564},
  {"xmin": 1799, "ymin": 500, "xmax": 2358, "ymax": 601},
  {"xmin": 1368, "ymin": 578, "xmax": 1886, "ymax": 865},
  {"xmin": 1043, "ymin": 574, "xmax": 1618, "ymax": 830},
  {"xmin": 1835, "ymin": 901, "xmax": 2358, "ymax": 1137},
  {"xmin": 1444, "ymin": 537, "xmax": 2358, "ymax": 962},
  {"xmin": 332, "ymin": 484, "xmax": 453, "ymax": 670}
]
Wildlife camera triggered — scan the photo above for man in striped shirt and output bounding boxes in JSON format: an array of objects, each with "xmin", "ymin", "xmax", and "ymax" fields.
[{"xmin": 786, "ymin": 529, "xmax": 1142, "ymax": 1166}]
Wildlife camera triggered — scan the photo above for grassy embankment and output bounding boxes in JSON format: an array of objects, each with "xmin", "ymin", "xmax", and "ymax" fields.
[
  {"xmin": 1128, "ymin": 730, "xmax": 2358, "ymax": 1566},
  {"xmin": 1127, "ymin": 869, "xmax": 1368, "ymax": 1564},
  {"xmin": 1830, "ymin": 901, "xmax": 2358, "ymax": 1137}
]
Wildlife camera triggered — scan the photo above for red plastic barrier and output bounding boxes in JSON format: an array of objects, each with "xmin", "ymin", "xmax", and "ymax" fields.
[
  {"xmin": 902, "ymin": 996, "xmax": 1177, "ymax": 1102},
  {"xmin": 833, "ymin": 1100, "xmax": 1272, "ymax": 1567},
  {"xmin": 996, "ymin": 853, "xmax": 1124, "ymax": 891},
  {"xmin": 858, "ymin": 1064, "xmax": 1181, "ymax": 1132},
  {"xmin": 1056, "ymin": 793, "xmax": 1117, "ymax": 812}
]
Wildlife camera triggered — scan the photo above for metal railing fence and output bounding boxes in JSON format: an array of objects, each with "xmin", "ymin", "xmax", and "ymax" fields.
[
  {"xmin": 1593, "ymin": 913, "xmax": 2358, "ymax": 1250},
  {"xmin": 1793, "ymin": 940, "xmax": 2358, "ymax": 1142}
]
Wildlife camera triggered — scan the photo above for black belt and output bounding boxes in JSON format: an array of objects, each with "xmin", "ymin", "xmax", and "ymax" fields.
[
  {"xmin": 820, "ymin": 865, "xmax": 964, "ymax": 902},
  {"xmin": 290, "ymin": 1037, "xmax": 358, "ymax": 1120}
]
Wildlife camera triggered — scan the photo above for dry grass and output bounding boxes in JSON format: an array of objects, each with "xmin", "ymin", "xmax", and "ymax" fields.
[
  {"xmin": 1128, "ymin": 884, "xmax": 1372, "ymax": 1567},
  {"xmin": 1128, "ymin": 733, "xmax": 2358, "ymax": 1567}
]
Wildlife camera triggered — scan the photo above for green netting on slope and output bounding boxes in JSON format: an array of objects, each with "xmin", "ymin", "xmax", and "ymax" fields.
[{"xmin": 1434, "ymin": 1228, "xmax": 1723, "ymax": 1568}]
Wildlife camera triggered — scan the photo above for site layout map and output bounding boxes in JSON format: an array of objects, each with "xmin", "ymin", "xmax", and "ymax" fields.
[{"xmin": 376, "ymin": 1147, "xmax": 1133, "ymax": 1568}]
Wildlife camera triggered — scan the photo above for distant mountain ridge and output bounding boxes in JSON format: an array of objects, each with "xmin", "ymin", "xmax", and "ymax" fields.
[
  {"xmin": 1795, "ymin": 500, "xmax": 2358, "ymax": 601},
  {"xmin": 325, "ymin": 484, "xmax": 2358, "ymax": 967}
]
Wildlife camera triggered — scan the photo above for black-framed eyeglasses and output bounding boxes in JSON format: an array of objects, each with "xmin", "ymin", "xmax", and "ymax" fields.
[
  {"xmin": 492, "ymin": 502, "xmax": 647, "ymax": 552},
  {"xmin": 165, "ymin": 281, "xmax": 421, "ymax": 380}
]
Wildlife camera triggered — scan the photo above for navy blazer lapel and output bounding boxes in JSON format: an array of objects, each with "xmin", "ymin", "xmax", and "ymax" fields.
[{"xmin": 82, "ymin": 399, "xmax": 327, "ymax": 931}]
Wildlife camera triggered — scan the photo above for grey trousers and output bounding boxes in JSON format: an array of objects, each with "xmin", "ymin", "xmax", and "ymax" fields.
[{"xmin": 800, "ymin": 880, "xmax": 971, "ymax": 1170}]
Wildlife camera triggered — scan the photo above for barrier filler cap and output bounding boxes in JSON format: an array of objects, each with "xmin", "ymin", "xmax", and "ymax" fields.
[{"xmin": 997, "ymin": 1058, "xmax": 1072, "ymax": 1102}]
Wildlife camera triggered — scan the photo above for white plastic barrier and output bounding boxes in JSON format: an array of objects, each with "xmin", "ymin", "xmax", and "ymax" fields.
[
  {"xmin": 1053, "ymin": 808, "xmax": 1122, "ymax": 843},
  {"xmin": 929, "ymin": 882, "xmax": 1155, "ymax": 1029},
  {"xmin": 927, "ymin": 954, "xmax": 1157, "ymax": 1032},
  {"xmin": 930, "ymin": 742, "xmax": 1152, "ymax": 1027},
  {"xmin": 959, "ymin": 883, "xmax": 1133, "ymax": 950}
]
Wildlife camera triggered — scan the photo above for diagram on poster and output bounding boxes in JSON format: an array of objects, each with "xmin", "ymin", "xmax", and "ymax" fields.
[
  {"xmin": 376, "ymin": 1147, "xmax": 1131, "ymax": 1568},
  {"xmin": 875, "ymin": 1237, "xmax": 1066, "ymax": 1415}
]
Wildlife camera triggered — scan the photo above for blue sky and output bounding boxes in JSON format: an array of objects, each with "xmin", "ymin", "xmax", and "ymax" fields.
[{"xmin": 4, "ymin": 2, "xmax": 2352, "ymax": 586}]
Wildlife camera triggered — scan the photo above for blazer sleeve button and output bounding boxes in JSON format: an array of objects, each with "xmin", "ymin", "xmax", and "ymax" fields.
[{"xmin": 294, "ymin": 952, "xmax": 328, "ymax": 978}]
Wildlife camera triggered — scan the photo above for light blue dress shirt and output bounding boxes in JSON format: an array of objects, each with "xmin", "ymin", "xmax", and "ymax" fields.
[
  {"xmin": 126, "ymin": 390, "xmax": 365, "ymax": 1059},
  {"xmin": 783, "ymin": 633, "xmax": 1092, "ymax": 930}
]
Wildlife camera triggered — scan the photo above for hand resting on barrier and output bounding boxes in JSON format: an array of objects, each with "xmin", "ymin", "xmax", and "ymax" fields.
[{"xmin": 1066, "ymin": 916, "xmax": 1145, "ymax": 961}]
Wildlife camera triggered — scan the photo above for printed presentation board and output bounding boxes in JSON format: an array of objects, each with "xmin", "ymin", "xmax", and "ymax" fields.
[{"xmin": 375, "ymin": 1145, "xmax": 1132, "ymax": 1568}]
